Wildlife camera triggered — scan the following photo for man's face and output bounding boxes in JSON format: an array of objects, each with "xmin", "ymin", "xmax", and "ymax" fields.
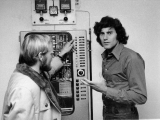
[
  {"xmin": 40, "ymin": 44, "xmax": 54, "ymax": 72},
  {"xmin": 100, "ymin": 27, "xmax": 118, "ymax": 50}
]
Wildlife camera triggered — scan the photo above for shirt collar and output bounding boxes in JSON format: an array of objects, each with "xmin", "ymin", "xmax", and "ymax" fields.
[{"xmin": 101, "ymin": 43, "xmax": 124, "ymax": 60}]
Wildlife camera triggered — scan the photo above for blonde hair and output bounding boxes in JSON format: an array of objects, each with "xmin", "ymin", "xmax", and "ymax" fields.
[{"xmin": 19, "ymin": 34, "xmax": 52, "ymax": 66}]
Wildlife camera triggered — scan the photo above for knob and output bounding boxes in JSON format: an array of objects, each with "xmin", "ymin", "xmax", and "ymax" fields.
[
  {"xmin": 39, "ymin": 17, "xmax": 44, "ymax": 22},
  {"xmin": 77, "ymin": 69, "xmax": 85, "ymax": 76},
  {"xmin": 64, "ymin": 17, "xmax": 68, "ymax": 21}
]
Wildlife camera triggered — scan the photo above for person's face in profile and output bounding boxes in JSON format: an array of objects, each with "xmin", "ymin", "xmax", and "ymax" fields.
[{"xmin": 40, "ymin": 44, "xmax": 54, "ymax": 72}]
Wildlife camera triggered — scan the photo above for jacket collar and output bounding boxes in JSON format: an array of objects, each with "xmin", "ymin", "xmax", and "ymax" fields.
[
  {"xmin": 16, "ymin": 63, "xmax": 61, "ymax": 112},
  {"xmin": 16, "ymin": 63, "xmax": 47, "ymax": 88}
]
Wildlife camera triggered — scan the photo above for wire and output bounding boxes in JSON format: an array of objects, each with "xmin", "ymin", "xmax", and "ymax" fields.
[
  {"xmin": 52, "ymin": 0, "xmax": 54, "ymax": 6},
  {"xmin": 76, "ymin": 10, "xmax": 91, "ymax": 28}
]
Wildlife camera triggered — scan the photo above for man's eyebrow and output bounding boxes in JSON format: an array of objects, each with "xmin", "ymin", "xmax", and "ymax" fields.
[{"xmin": 108, "ymin": 27, "xmax": 114, "ymax": 30}]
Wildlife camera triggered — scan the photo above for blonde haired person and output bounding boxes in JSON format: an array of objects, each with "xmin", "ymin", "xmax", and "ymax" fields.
[{"xmin": 1, "ymin": 34, "xmax": 74, "ymax": 120}]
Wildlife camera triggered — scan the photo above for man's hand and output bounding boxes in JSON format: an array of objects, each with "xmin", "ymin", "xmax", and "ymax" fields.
[
  {"xmin": 81, "ymin": 78, "xmax": 108, "ymax": 93},
  {"xmin": 59, "ymin": 39, "xmax": 74, "ymax": 57}
]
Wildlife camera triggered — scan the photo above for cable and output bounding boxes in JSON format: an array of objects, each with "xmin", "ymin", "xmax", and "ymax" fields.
[{"xmin": 76, "ymin": 10, "xmax": 90, "ymax": 28}]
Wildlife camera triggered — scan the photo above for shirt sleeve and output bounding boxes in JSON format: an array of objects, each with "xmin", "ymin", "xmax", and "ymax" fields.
[
  {"xmin": 105, "ymin": 53, "xmax": 147, "ymax": 105},
  {"xmin": 4, "ymin": 87, "xmax": 35, "ymax": 120}
]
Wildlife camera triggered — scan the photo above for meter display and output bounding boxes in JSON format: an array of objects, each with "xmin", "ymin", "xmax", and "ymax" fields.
[
  {"xmin": 35, "ymin": 0, "xmax": 47, "ymax": 13},
  {"xmin": 60, "ymin": 0, "xmax": 71, "ymax": 12},
  {"xmin": 49, "ymin": 6, "xmax": 58, "ymax": 16}
]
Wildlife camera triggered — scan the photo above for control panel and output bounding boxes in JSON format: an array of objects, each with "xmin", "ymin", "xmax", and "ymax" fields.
[{"xmin": 32, "ymin": 0, "xmax": 76, "ymax": 25}]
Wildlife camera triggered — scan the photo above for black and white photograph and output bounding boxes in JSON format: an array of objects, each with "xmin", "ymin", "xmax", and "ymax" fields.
[{"xmin": 0, "ymin": 0, "xmax": 159, "ymax": 120}]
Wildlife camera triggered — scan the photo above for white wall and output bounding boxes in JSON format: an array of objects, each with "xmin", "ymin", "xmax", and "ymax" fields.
[{"xmin": 0, "ymin": 0, "xmax": 160, "ymax": 119}]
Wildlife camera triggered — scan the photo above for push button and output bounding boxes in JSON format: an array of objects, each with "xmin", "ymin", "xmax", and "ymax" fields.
[{"xmin": 76, "ymin": 94, "xmax": 79, "ymax": 97}]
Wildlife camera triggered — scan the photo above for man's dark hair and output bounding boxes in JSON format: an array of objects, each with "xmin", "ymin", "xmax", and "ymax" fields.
[{"xmin": 93, "ymin": 16, "xmax": 129, "ymax": 46}]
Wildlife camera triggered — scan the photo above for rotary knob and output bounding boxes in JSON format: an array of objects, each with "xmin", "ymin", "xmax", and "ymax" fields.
[
  {"xmin": 39, "ymin": 17, "xmax": 44, "ymax": 22},
  {"xmin": 77, "ymin": 69, "xmax": 85, "ymax": 77}
]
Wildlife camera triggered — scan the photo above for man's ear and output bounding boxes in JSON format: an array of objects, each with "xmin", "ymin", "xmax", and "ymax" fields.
[{"xmin": 38, "ymin": 52, "xmax": 43, "ymax": 62}]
